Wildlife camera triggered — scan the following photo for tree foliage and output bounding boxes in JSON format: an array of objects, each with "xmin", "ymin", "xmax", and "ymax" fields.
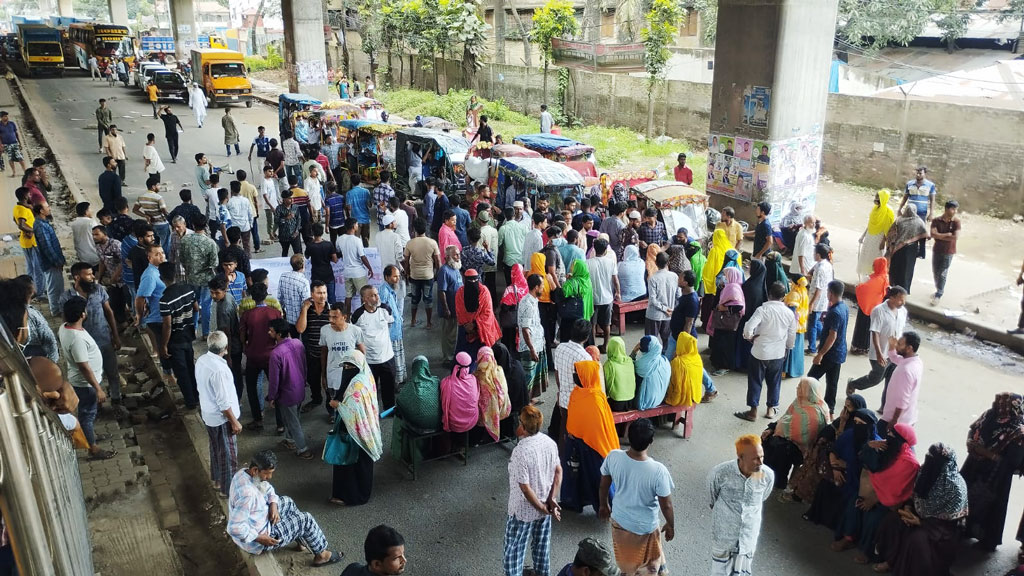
[
  {"xmin": 642, "ymin": 0, "xmax": 681, "ymax": 138},
  {"xmin": 530, "ymin": 0, "xmax": 579, "ymax": 67}
]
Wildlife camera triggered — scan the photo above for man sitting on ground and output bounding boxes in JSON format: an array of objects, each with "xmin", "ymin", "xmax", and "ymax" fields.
[{"xmin": 227, "ymin": 449, "xmax": 343, "ymax": 567}]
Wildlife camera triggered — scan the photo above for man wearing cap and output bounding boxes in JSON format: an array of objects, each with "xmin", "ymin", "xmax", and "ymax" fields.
[
  {"xmin": 617, "ymin": 211, "xmax": 641, "ymax": 262},
  {"xmin": 554, "ymin": 538, "xmax": 620, "ymax": 576},
  {"xmin": 929, "ymin": 199, "xmax": 960, "ymax": 306},
  {"xmin": 599, "ymin": 418, "xmax": 674, "ymax": 574}
]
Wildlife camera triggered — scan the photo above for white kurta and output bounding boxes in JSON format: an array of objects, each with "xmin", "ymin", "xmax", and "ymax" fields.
[
  {"xmin": 857, "ymin": 231, "xmax": 886, "ymax": 280},
  {"xmin": 707, "ymin": 460, "xmax": 774, "ymax": 575},
  {"xmin": 191, "ymin": 87, "xmax": 209, "ymax": 127}
]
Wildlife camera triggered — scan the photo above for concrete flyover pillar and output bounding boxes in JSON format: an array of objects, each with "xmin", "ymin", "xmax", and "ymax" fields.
[
  {"xmin": 57, "ymin": 0, "xmax": 73, "ymax": 17},
  {"xmin": 704, "ymin": 0, "xmax": 840, "ymax": 225},
  {"xmin": 169, "ymin": 0, "xmax": 198, "ymax": 62},
  {"xmin": 281, "ymin": 0, "xmax": 330, "ymax": 101},
  {"xmin": 108, "ymin": 0, "xmax": 129, "ymax": 26}
]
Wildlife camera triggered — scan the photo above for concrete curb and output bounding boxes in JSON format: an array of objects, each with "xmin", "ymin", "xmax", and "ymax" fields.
[{"xmin": 8, "ymin": 73, "xmax": 288, "ymax": 576}]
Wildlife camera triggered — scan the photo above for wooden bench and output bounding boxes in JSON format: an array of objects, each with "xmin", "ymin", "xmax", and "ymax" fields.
[
  {"xmin": 613, "ymin": 404, "xmax": 695, "ymax": 439},
  {"xmin": 612, "ymin": 299, "xmax": 649, "ymax": 336},
  {"xmin": 392, "ymin": 420, "xmax": 470, "ymax": 480}
]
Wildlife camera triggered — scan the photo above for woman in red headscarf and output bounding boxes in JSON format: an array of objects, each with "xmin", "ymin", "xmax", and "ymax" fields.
[
  {"xmin": 455, "ymin": 269, "xmax": 502, "ymax": 364},
  {"xmin": 852, "ymin": 257, "xmax": 889, "ymax": 354}
]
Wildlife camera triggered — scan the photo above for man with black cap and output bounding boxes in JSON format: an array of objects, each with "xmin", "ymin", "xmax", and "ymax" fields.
[{"xmin": 555, "ymin": 538, "xmax": 620, "ymax": 576}]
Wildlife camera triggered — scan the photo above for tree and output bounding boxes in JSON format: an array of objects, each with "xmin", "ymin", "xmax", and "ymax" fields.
[
  {"xmin": 450, "ymin": 0, "xmax": 489, "ymax": 89},
  {"xmin": 688, "ymin": 0, "xmax": 717, "ymax": 46},
  {"xmin": 933, "ymin": 0, "xmax": 975, "ymax": 53},
  {"xmin": 642, "ymin": 0, "xmax": 681, "ymax": 138},
  {"xmin": 530, "ymin": 0, "xmax": 579, "ymax": 105}
]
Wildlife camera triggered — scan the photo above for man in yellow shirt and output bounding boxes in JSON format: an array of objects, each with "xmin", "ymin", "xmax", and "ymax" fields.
[
  {"xmin": 147, "ymin": 81, "xmax": 159, "ymax": 119},
  {"xmin": 715, "ymin": 206, "xmax": 744, "ymax": 252},
  {"xmin": 236, "ymin": 169, "xmax": 263, "ymax": 251},
  {"xmin": 13, "ymin": 187, "xmax": 43, "ymax": 291}
]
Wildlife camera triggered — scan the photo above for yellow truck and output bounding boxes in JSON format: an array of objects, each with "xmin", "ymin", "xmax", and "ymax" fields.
[
  {"xmin": 190, "ymin": 48, "xmax": 253, "ymax": 108},
  {"xmin": 18, "ymin": 24, "xmax": 65, "ymax": 77}
]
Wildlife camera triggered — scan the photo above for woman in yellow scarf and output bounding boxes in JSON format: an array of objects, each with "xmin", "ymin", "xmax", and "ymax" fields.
[
  {"xmin": 857, "ymin": 189, "xmax": 895, "ymax": 280},
  {"xmin": 700, "ymin": 228, "xmax": 740, "ymax": 328},
  {"xmin": 530, "ymin": 252, "xmax": 559, "ymax": 379},
  {"xmin": 666, "ymin": 332, "xmax": 704, "ymax": 406},
  {"xmin": 783, "ymin": 276, "xmax": 809, "ymax": 378},
  {"xmin": 563, "ymin": 360, "xmax": 619, "ymax": 512}
]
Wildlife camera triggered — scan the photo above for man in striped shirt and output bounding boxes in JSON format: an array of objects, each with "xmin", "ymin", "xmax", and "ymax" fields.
[
  {"xmin": 133, "ymin": 176, "xmax": 171, "ymax": 253},
  {"xmin": 159, "ymin": 262, "xmax": 199, "ymax": 408},
  {"xmin": 277, "ymin": 254, "xmax": 311, "ymax": 325}
]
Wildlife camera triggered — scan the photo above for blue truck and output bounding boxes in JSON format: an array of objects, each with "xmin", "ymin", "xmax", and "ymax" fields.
[{"xmin": 17, "ymin": 24, "xmax": 64, "ymax": 77}]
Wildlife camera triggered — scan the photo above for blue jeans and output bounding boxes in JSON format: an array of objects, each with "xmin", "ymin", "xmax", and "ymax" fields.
[
  {"xmin": 41, "ymin": 265, "xmax": 65, "ymax": 312},
  {"xmin": 23, "ymin": 246, "xmax": 45, "ymax": 295},
  {"xmin": 74, "ymin": 385, "xmax": 98, "ymax": 446},
  {"xmin": 409, "ymin": 278, "xmax": 434, "ymax": 307},
  {"xmin": 747, "ymin": 357, "xmax": 784, "ymax": 408},
  {"xmin": 195, "ymin": 285, "xmax": 212, "ymax": 336},
  {"xmin": 285, "ymin": 164, "xmax": 302, "ymax": 187},
  {"xmin": 325, "ymin": 280, "xmax": 337, "ymax": 305},
  {"xmin": 702, "ymin": 369, "xmax": 717, "ymax": 394},
  {"xmin": 806, "ymin": 311, "xmax": 823, "ymax": 352},
  {"xmin": 251, "ymin": 216, "xmax": 261, "ymax": 247},
  {"xmin": 154, "ymin": 222, "xmax": 171, "ymax": 255}
]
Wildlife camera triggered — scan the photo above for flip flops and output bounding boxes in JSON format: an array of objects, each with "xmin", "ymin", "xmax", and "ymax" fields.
[{"xmin": 311, "ymin": 550, "xmax": 344, "ymax": 567}]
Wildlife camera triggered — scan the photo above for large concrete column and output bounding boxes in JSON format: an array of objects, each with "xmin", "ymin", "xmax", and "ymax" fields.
[
  {"xmin": 281, "ymin": 0, "xmax": 330, "ymax": 100},
  {"xmin": 108, "ymin": 0, "xmax": 129, "ymax": 26},
  {"xmin": 169, "ymin": 0, "xmax": 198, "ymax": 61},
  {"xmin": 57, "ymin": 0, "xmax": 73, "ymax": 17},
  {"xmin": 704, "ymin": 0, "xmax": 839, "ymax": 224}
]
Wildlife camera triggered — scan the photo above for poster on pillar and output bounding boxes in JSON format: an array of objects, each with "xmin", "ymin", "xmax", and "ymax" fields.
[
  {"xmin": 742, "ymin": 86, "xmax": 771, "ymax": 128},
  {"xmin": 705, "ymin": 133, "xmax": 753, "ymax": 201},
  {"xmin": 296, "ymin": 60, "xmax": 329, "ymax": 88},
  {"xmin": 765, "ymin": 135, "xmax": 822, "ymax": 226}
]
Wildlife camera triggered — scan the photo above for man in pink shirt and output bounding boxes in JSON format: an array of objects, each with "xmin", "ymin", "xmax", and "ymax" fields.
[{"xmin": 878, "ymin": 331, "xmax": 922, "ymax": 436}]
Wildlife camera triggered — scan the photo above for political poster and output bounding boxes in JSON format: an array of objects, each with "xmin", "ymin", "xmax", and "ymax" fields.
[{"xmin": 743, "ymin": 86, "xmax": 771, "ymax": 128}]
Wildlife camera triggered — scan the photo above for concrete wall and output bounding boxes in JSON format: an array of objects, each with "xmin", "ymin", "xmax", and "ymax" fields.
[{"xmin": 341, "ymin": 47, "xmax": 1024, "ymax": 216}]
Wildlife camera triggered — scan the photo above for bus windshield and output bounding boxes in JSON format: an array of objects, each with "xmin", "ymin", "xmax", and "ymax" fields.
[
  {"xmin": 94, "ymin": 41, "xmax": 120, "ymax": 55},
  {"xmin": 210, "ymin": 62, "xmax": 246, "ymax": 78},
  {"xmin": 28, "ymin": 44, "xmax": 62, "ymax": 56}
]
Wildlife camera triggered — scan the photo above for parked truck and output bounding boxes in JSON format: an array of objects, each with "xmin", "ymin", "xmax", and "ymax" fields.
[
  {"xmin": 190, "ymin": 48, "xmax": 253, "ymax": 108},
  {"xmin": 17, "ymin": 24, "xmax": 64, "ymax": 76}
]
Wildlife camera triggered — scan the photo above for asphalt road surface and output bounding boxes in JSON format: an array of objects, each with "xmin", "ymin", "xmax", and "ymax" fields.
[{"xmin": 18, "ymin": 72, "xmax": 1024, "ymax": 576}]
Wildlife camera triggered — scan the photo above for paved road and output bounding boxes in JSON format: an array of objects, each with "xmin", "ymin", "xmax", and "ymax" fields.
[{"xmin": 19, "ymin": 72, "xmax": 1024, "ymax": 576}]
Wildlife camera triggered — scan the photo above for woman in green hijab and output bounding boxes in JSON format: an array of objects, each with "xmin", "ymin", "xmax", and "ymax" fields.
[
  {"xmin": 604, "ymin": 336, "xmax": 636, "ymax": 413},
  {"xmin": 558, "ymin": 258, "xmax": 594, "ymax": 341},
  {"xmin": 391, "ymin": 356, "xmax": 442, "ymax": 465}
]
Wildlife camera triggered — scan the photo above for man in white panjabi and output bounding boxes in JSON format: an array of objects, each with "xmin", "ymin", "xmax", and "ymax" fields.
[
  {"xmin": 707, "ymin": 434, "xmax": 774, "ymax": 576},
  {"xmin": 191, "ymin": 83, "xmax": 209, "ymax": 128}
]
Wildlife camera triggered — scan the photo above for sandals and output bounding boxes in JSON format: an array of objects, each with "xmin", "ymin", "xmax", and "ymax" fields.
[
  {"xmin": 311, "ymin": 550, "xmax": 344, "ymax": 567},
  {"xmin": 297, "ymin": 450, "xmax": 314, "ymax": 460},
  {"xmin": 733, "ymin": 411, "xmax": 757, "ymax": 422},
  {"xmin": 327, "ymin": 498, "xmax": 346, "ymax": 506},
  {"xmin": 88, "ymin": 448, "xmax": 118, "ymax": 461}
]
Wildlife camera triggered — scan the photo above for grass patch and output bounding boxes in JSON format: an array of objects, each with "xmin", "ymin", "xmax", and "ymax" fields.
[{"xmin": 380, "ymin": 88, "xmax": 707, "ymax": 191}]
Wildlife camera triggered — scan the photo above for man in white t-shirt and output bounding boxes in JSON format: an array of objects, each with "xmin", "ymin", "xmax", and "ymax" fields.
[
  {"xmin": 789, "ymin": 215, "xmax": 816, "ymax": 277},
  {"xmin": 57, "ymin": 295, "xmax": 116, "ymax": 459},
  {"xmin": 351, "ymin": 285, "xmax": 397, "ymax": 410},
  {"xmin": 847, "ymin": 286, "xmax": 907, "ymax": 397},
  {"xmin": 143, "ymin": 133, "xmax": 166, "ymax": 182},
  {"xmin": 319, "ymin": 303, "xmax": 366, "ymax": 411},
  {"xmin": 806, "ymin": 244, "xmax": 833, "ymax": 354},
  {"xmin": 599, "ymin": 418, "xmax": 674, "ymax": 575},
  {"xmin": 261, "ymin": 165, "xmax": 280, "ymax": 241},
  {"xmin": 336, "ymin": 218, "xmax": 374, "ymax": 315},
  {"xmin": 587, "ymin": 238, "xmax": 619, "ymax": 352}
]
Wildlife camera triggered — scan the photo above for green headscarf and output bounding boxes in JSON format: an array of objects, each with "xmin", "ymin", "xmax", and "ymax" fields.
[
  {"xmin": 395, "ymin": 355, "xmax": 442, "ymax": 430},
  {"xmin": 604, "ymin": 337, "xmax": 635, "ymax": 402},
  {"xmin": 561, "ymin": 259, "xmax": 594, "ymax": 320},
  {"xmin": 766, "ymin": 251, "xmax": 790, "ymax": 293},
  {"xmin": 689, "ymin": 240, "xmax": 706, "ymax": 292}
]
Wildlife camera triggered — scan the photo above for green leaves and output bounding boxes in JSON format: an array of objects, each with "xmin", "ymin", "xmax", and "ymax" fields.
[
  {"xmin": 530, "ymin": 0, "xmax": 580, "ymax": 64},
  {"xmin": 642, "ymin": 0, "xmax": 682, "ymax": 82}
]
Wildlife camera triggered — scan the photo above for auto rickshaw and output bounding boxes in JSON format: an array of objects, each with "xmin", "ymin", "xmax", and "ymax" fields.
[
  {"xmin": 495, "ymin": 156, "xmax": 584, "ymax": 212},
  {"xmin": 630, "ymin": 181, "xmax": 710, "ymax": 242},
  {"xmin": 338, "ymin": 119, "xmax": 398, "ymax": 185},
  {"xmin": 350, "ymin": 96, "xmax": 386, "ymax": 121},
  {"xmin": 396, "ymin": 127, "xmax": 471, "ymax": 196},
  {"xmin": 278, "ymin": 93, "xmax": 322, "ymax": 141}
]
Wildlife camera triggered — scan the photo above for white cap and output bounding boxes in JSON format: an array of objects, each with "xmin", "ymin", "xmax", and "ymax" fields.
[
  {"xmin": 513, "ymin": 201, "xmax": 524, "ymax": 208},
  {"xmin": 628, "ymin": 210, "xmax": 641, "ymax": 219},
  {"xmin": 382, "ymin": 213, "xmax": 395, "ymax": 226}
]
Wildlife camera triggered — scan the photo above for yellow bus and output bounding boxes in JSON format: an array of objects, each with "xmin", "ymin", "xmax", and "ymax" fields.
[{"xmin": 67, "ymin": 23, "xmax": 130, "ymax": 74}]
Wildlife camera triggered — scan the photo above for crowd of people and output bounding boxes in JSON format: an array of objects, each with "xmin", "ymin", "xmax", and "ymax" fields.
[{"xmin": 5, "ymin": 86, "xmax": 1024, "ymax": 576}]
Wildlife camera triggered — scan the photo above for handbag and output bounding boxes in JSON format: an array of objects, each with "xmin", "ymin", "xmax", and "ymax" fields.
[
  {"xmin": 554, "ymin": 287, "xmax": 583, "ymax": 319},
  {"xmin": 713, "ymin": 307, "xmax": 741, "ymax": 332},
  {"xmin": 322, "ymin": 417, "xmax": 360, "ymax": 466}
]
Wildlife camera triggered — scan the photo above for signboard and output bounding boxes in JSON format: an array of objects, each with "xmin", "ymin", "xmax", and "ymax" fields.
[
  {"xmin": 551, "ymin": 38, "xmax": 646, "ymax": 73},
  {"xmin": 141, "ymin": 36, "xmax": 175, "ymax": 53},
  {"xmin": 262, "ymin": 248, "xmax": 384, "ymax": 308}
]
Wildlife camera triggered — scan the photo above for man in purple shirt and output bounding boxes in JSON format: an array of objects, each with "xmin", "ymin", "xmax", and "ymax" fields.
[
  {"xmin": 267, "ymin": 318, "xmax": 312, "ymax": 459},
  {"xmin": 877, "ymin": 331, "xmax": 923, "ymax": 436}
]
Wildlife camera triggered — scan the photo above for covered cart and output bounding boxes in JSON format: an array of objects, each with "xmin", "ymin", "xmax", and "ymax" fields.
[
  {"xmin": 350, "ymin": 96, "xmax": 386, "ymax": 121},
  {"xmin": 631, "ymin": 181, "xmax": 710, "ymax": 241},
  {"xmin": 395, "ymin": 127, "xmax": 471, "ymax": 195},
  {"xmin": 338, "ymin": 119, "xmax": 398, "ymax": 185},
  {"xmin": 495, "ymin": 156, "xmax": 584, "ymax": 212},
  {"xmin": 277, "ymin": 93, "xmax": 322, "ymax": 141},
  {"xmin": 512, "ymin": 133, "xmax": 596, "ymax": 164}
]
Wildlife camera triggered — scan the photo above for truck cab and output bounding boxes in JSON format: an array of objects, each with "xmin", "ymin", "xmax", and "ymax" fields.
[
  {"xmin": 189, "ymin": 48, "xmax": 253, "ymax": 108},
  {"xmin": 17, "ymin": 24, "xmax": 64, "ymax": 77}
]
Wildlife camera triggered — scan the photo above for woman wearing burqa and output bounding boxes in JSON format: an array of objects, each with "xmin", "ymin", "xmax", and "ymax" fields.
[
  {"xmin": 632, "ymin": 335, "xmax": 670, "ymax": 410},
  {"xmin": 329, "ymin": 350, "xmax": 382, "ymax": 506},
  {"xmin": 493, "ymin": 343, "xmax": 528, "ymax": 438},
  {"xmin": 790, "ymin": 394, "xmax": 866, "ymax": 505},
  {"xmin": 562, "ymin": 360, "xmax": 619, "ymax": 513},
  {"xmin": 873, "ymin": 442, "xmax": 968, "ymax": 576},
  {"xmin": 735, "ymin": 259, "xmax": 769, "ymax": 371},
  {"xmin": 499, "ymin": 264, "xmax": 529, "ymax": 352},
  {"xmin": 809, "ymin": 406, "xmax": 880, "ymax": 533},
  {"xmin": 391, "ymin": 355, "xmax": 442, "ymax": 465},
  {"xmin": 884, "ymin": 204, "xmax": 929, "ymax": 294},
  {"xmin": 960, "ymin": 392, "xmax": 1024, "ymax": 551},
  {"xmin": 699, "ymin": 229, "xmax": 739, "ymax": 328},
  {"xmin": 763, "ymin": 377, "xmax": 831, "ymax": 491}
]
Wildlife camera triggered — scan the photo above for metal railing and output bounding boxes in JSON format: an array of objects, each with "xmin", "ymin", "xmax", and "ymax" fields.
[{"xmin": 0, "ymin": 324, "xmax": 94, "ymax": 576}]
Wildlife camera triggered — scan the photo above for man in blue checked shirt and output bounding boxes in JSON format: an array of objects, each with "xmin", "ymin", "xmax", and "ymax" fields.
[
  {"xmin": 32, "ymin": 202, "xmax": 66, "ymax": 312},
  {"xmin": 899, "ymin": 166, "xmax": 936, "ymax": 260}
]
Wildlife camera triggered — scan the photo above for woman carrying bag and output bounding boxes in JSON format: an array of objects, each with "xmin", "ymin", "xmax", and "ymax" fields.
[{"xmin": 325, "ymin": 350, "xmax": 382, "ymax": 506}]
